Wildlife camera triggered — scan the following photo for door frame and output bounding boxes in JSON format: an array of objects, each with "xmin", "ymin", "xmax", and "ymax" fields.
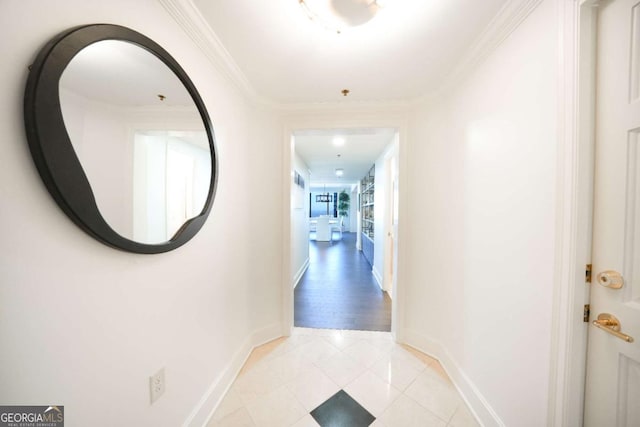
[
  {"xmin": 280, "ymin": 110, "xmax": 409, "ymax": 341},
  {"xmin": 548, "ymin": 0, "xmax": 600, "ymax": 425},
  {"xmin": 383, "ymin": 148, "xmax": 398, "ymax": 296}
]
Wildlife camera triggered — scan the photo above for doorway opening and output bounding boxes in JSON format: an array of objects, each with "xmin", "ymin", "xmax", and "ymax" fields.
[{"xmin": 288, "ymin": 127, "xmax": 399, "ymax": 332}]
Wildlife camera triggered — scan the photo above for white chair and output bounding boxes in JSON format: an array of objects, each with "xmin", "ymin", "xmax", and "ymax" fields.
[
  {"xmin": 315, "ymin": 216, "xmax": 332, "ymax": 242},
  {"xmin": 331, "ymin": 217, "xmax": 343, "ymax": 240}
]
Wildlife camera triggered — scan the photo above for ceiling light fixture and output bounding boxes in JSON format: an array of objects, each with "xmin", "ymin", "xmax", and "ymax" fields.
[
  {"xmin": 299, "ymin": 0, "xmax": 384, "ymax": 34},
  {"xmin": 333, "ymin": 137, "xmax": 345, "ymax": 146},
  {"xmin": 316, "ymin": 184, "xmax": 333, "ymax": 203},
  {"xmin": 335, "ymin": 168, "xmax": 344, "ymax": 177}
]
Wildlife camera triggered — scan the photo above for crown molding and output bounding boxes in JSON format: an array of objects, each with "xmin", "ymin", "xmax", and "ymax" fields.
[
  {"xmin": 161, "ymin": 0, "xmax": 545, "ymax": 112},
  {"xmin": 413, "ymin": 0, "xmax": 545, "ymax": 107},
  {"xmin": 158, "ymin": 0, "xmax": 274, "ymax": 106},
  {"xmin": 276, "ymin": 98, "xmax": 413, "ymax": 115}
]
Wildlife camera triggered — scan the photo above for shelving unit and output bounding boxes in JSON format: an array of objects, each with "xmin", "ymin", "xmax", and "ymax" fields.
[{"xmin": 361, "ymin": 165, "xmax": 374, "ymax": 267}]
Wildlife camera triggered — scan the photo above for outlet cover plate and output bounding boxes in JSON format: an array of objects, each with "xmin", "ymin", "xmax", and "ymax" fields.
[{"xmin": 149, "ymin": 368, "xmax": 165, "ymax": 404}]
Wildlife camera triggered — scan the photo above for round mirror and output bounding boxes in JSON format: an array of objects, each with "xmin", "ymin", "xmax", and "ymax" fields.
[{"xmin": 24, "ymin": 24, "xmax": 218, "ymax": 253}]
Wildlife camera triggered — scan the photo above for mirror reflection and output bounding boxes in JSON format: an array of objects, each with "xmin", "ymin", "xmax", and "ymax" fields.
[{"xmin": 58, "ymin": 40, "xmax": 211, "ymax": 244}]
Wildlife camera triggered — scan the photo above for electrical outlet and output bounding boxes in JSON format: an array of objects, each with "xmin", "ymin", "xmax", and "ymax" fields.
[{"xmin": 149, "ymin": 368, "xmax": 165, "ymax": 404}]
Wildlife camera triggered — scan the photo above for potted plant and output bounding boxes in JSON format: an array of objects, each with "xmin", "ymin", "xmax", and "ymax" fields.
[{"xmin": 338, "ymin": 190, "xmax": 350, "ymax": 230}]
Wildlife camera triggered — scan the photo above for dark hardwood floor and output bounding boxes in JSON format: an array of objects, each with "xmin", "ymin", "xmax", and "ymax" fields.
[{"xmin": 294, "ymin": 232, "xmax": 392, "ymax": 331}]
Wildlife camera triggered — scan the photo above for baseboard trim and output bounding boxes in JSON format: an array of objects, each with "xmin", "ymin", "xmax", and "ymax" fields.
[
  {"xmin": 293, "ymin": 258, "xmax": 310, "ymax": 289},
  {"xmin": 402, "ymin": 328, "xmax": 505, "ymax": 427},
  {"xmin": 183, "ymin": 322, "xmax": 283, "ymax": 427},
  {"xmin": 372, "ymin": 266, "xmax": 383, "ymax": 290}
]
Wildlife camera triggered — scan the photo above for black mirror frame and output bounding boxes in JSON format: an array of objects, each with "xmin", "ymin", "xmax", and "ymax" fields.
[{"xmin": 24, "ymin": 24, "xmax": 218, "ymax": 254}]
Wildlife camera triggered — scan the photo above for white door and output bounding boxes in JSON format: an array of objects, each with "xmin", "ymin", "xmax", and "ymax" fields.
[{"xmin": 584, "ymin": 1, "xmax": 640, "ymax": 425}]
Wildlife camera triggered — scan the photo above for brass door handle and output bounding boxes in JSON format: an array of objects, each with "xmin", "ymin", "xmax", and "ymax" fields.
[{"xmin": 592, "ymin": 313, "xmax": 634, "ymax": 343}]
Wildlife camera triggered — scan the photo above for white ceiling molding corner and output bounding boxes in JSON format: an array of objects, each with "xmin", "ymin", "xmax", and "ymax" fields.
[
  {"xmin": 158, "ymin": 0, "xmax": 269, "ymax": 106},
  {"xmin": 413, "ymin": 0, "xmax": 545, "ymax": 108}
]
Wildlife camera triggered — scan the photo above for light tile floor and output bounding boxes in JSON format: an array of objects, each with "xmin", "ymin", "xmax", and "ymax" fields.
[{"xmin": 207, "ymin": 328, "xmax": 480, "ymax": 427}]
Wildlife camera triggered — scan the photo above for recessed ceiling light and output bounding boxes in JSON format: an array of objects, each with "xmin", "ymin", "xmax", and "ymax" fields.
[
  {"xmin": 333, "ymin": 137, "xmax": 345, "ymax": 146},
  {"xmin": 335, "ymin": 168, "xmax": 344, "ymax": 177}
]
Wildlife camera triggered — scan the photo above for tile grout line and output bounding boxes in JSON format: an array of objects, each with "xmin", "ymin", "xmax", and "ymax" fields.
[{"xmin": 210, "ymin": 329, "xmax": 475, "ymax": 427}]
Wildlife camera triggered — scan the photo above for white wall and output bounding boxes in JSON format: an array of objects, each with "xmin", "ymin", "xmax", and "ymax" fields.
[
  {"xmin": 403, "ymin": 0, "xmax": 557, "ymax": 425},
  {"xmin": 0, "ymin": 2, "xmax": 282, "ymax": 426}
]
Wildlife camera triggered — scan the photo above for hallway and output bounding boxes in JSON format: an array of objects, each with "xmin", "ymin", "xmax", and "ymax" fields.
[
  {"xmin": 2, "ymin": 1, "xmax": 588, "ymax": 425},
  {"xmin": 294, "ymin": 232, "xmax": 392, "ymax": 331}
]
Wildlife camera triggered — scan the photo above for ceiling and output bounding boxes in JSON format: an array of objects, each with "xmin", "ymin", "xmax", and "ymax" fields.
[
  {"xmin": 294, "ymin": 128, "xmax": 395, "ymax": 188},
  {"xmin": 60, "ymin": 40, "xmax": 193, "ymax": 107},
  {"xmin": 189, "ymin": 0, "xmax": 509, "ymax": 184},
  {"xmin": 192, "ymin": 0, "xmax": 509, "ymax": 104}
]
